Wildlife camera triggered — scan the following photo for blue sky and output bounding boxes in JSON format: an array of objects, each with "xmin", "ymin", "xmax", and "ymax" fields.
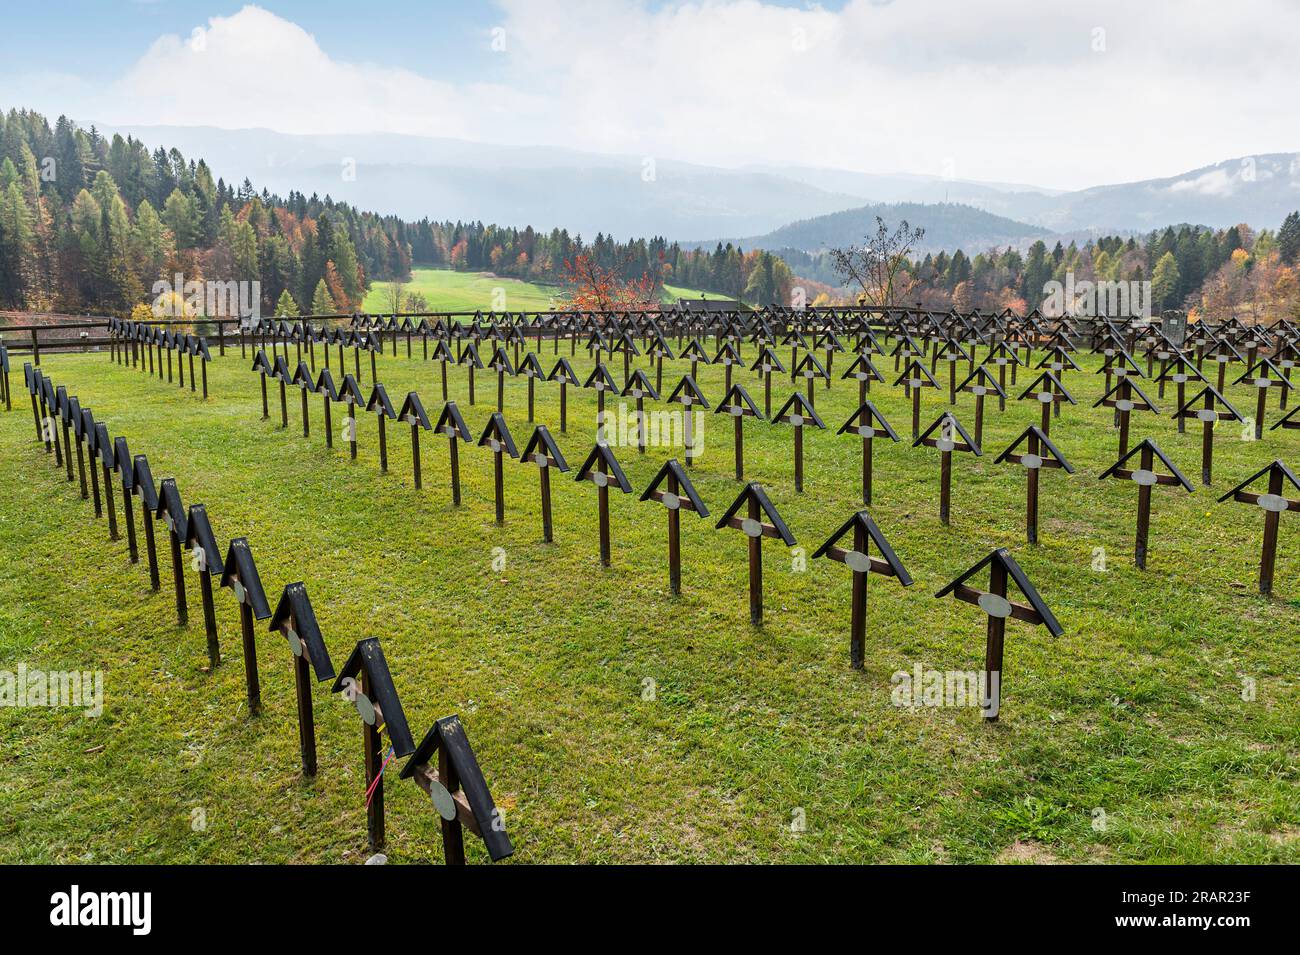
[
  {"xmin": 1, "ymin": 1, "xmax": 1296, "ymax": 189},
  {"xmin": 2, "ymin": 1, "xmax": 501, "ymax": 82}
]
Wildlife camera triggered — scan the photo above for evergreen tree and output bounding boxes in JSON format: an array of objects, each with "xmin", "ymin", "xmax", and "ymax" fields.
[
  {"xmin": 310, "ymin": 277, "xmax": 335, "ymax": 314},
  {"xmin": 1278, "ymin": 211, "xmax": 1300, "ymax": 265},
  {"xmin": 274, "ymin": 288, "xmax": 300, "ymax": 317}
]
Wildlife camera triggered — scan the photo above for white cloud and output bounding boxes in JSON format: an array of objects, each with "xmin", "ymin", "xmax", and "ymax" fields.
[
  {"xmin": 1168, "ymin": 168, "xmax": 1236, "ymax": 197},
  {"xmin": 5, "ymin": 1, "xmax": 1300, "ymax": 190}
]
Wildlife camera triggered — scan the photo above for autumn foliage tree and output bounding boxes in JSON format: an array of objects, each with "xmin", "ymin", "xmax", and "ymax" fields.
[{"xmin": 559, "ymin": 252, "xmax": 660, "ymax": 311}]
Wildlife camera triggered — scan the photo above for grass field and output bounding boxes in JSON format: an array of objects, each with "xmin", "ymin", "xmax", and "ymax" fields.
[
  {"xmin": 1, "ymin": 337, "xmax": 1297, "ymax": 864},
  {"xmin": 361, "ymin": 268, "xmax": 563, "ymax": 313},
  {"xmin": 361, "ymin": 268, "xmax": 724, "ymax": 314}
]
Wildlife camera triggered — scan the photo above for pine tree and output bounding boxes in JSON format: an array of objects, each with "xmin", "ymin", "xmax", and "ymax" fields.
[
  {"xmin": 275, "ymin": 289, "xmax": 300, "ymax": 317},
  {"xmin": 1278, "ymin": 211, "xmax": 1300, "ymax": 265},
  {"xmin": 310, "ymin": 277, "xmax": 335, "ymax": 314},
  {"xmin": 1152, "ymin": 251, "xmax": 1181, "ymax": 310}
]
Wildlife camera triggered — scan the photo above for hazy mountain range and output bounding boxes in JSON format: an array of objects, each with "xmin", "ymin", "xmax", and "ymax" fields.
[{"xmin": 104, "ymin": 125, "xmax": 1300, "ymax": 251}]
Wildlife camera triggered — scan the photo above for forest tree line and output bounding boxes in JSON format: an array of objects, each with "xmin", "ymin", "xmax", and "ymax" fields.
[{"xmin": 1, "ymin": 108, "xmax": 1298, "ymax": 320}]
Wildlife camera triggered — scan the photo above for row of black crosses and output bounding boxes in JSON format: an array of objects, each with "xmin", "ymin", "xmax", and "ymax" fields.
[
  {"xmin": 248, "ymin": 322, "xmax": 1298, "ymax": 588},
  {"xmin": 16, "ymin": 363, "xmax": 513, "ymax": 865},
  {"xmin": 237, "ymin": 308, "xmax": 1300, "ymax": 475},
  {"xmin": 106, "ymin": 318, "xmax": 214, "ymax": 399},
  {"xmin": 241, "ymin": 350, "xmax": 1080, "ymax": 721},
  {"xmin": 249, "ymin": 306, "xmax": 1299, "ymax": 573}
]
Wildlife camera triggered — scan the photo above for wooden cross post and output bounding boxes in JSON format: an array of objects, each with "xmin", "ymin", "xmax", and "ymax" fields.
[
  {"xmin": 576, "ymin": 443, "xmax": 633, "ymax": 568},
  {"xmin": 95, "ymin": 425, "xmax": 120, "ymax": 542},
  {"xmin": 995, "ymin": 426, "xmax": 1075, "ymax": 545},
  {"xmin": 1218, "ymin": 461, "xmax": 1300, "ymax": 595},
  {"xmin": 335, "ymin": 641, "xmax": 416, "ymax": 852},
  {"xmin": 521, "ymin": 426, "xmax": 569, "ymax": 543},
  {"xmin": 1098, "ymin": 438, "xmax": 1194, "ymax": 569},
  {"xmin": 367, "ymin": 384, "xmax": 397, "ymax": 474},
  {"xmin": 400, "ymin": 716, "xmax": 515, "ymax": 865},
  {"xmin": 157, "ymin": 479, "xmax": 188, "ymax": 625},
  {"xmin": 715, "ymin": 383, "xmax": 762, "ymax": 482},
  {"xmin": 114, "ymin": 437, "xmax": 138, "ymax": 563},
  {"xmin": 641, "ymin": 459, "xmax": 710, "ymax": 596},
  {"xmin": 837, "ymin": 401, "xmax": 900, "ymax": 506},
  {"xmin": 773, "ymin": 393, "xmax": 826, "ymax": 493},
  {"xmin": 914, "ymin": 412, "xmax": 981, "ymax": 527},
  {"xmin": 715, "ymin": 483, "xmax": 796, "ymax": 626},
  {"xmin": 186, "ymin": 504, "xmax": 223, "ymax": 669},
  {"xmin": 1236, "ymin": 360, "xmax": 1293, "ymax": 441},
  {"xmin": 478, "ymin": 412, "xmax": 519, "ymax": 525},
  {"xmin": 221, "ymin": 538, "xmax": 271, "ymax": 716},
  {"xmin": 436, "ymin": 402, "xmax": 472, "ymax": 506},
  {"xmin": 1174, "ymin": 386, "xmax": 1243, "ymax": 486},
  {"xmin": 813, "ymin": 510, "xmax": 913, "ymax": 668},
  {"xmin": 271, "ymin": 583, "xmax": 336, "ymax": 777},
  {"xmin": 132, "ymin": 456, "xmax": 161, "ymax": 591},
  {"xmin": 896, "ymin": 360, "xmax": 939, "ymax": 440},
  {"xmin": 935, "ymin": 548, "xmax": 1064, "ymax": 721}
]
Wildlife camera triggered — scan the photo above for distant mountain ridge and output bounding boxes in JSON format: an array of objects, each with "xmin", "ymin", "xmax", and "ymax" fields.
[
  {"xmin": 99, "ymin": 124, "xmax": 1300, "ymax": 247},
  {"xmin": 696, "ymin": 202, "xmax": 1051, "ymax": 255}
]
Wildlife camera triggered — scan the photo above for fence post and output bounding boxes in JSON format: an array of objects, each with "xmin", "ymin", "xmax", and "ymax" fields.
[
  {"xmin": 30, "ymin": 327, "xmax": 39, "ymax": 366},
  {"xmin": 217, "ymin": 321, "xmax": 225, "ymax": 356}
]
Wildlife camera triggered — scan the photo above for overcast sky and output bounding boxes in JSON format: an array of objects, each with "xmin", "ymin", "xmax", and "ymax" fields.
[{"xmin": 3, "ymin": 0, "xmax": 1298, "ymax": 191}]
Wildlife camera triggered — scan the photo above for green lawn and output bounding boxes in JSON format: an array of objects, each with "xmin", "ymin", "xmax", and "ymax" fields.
[
  {"xmin": 362, "ymin": 268, "xmax": 563, "ymax": 313},
  {"xmin": 0, "ymin": 339, "xmax": 1296, "ymax": 864},
  {"xmin": 361, "ymin": 268, "xmax": 728, "ymax": 315}
]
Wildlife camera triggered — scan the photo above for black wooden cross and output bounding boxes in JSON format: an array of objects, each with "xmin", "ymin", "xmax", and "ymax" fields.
[
  {"xmin": 399, "ymin": 715, "xmax": 514, "ymax": 864},
  {"xmin": 1217, "ymin": 460, "xmax": 1300, "ymax": 595},
  {"xmin": 640, "ymin": 458, "xmax": 709, "ymax": 595},
  {"xmin": 1098, "ymin": 438, "xmax": 1194, "ymax": 569},
  {"xmin": 1093, "ymin": 375, "xmax": 1160, "ymax": 457},
  {"xmin": 1234, "ymin": 357, "xmax": 1294, "ymax": 440},
  {"xmin": 220, "ymin": 537, "xmax": 272, "ymax": 716},
  {"xmin": 812, "ymin": 510, "xmax": 913, "ymax": 668},
  {"xmin": 935, "ymin": 547, "xmax": 1063, "ymax": 721},
  {"xmin": 366, "ymin": 383, "xmax": 398, "ymax": 473},
  {"xmin": 156, "ymin": 478, "xmax": 188, "ymax": 625},
  {"xmin": 399, "ymin": 392, "xmax": 433, "ymax": 489},
  {"xmin": 477, "ymin": 412, "xmax": 520, "ymax": 525},
  {"xmin": 269, "ymin": 582, "xmax": 336, "ymax": 777},
  {"xmin": 837, "ymin": 400, "xmax": 899, "ymax": 506},
  {"xmin": 315, "ymin": 368, "xmax": 339, "ymax": 449},
  {"xmin": 291, "ymin": 360, "xmax": 315, "ymax": 438},
  {"xmin": 955, "ymin": 365, "xmax": 1007, "ymax": 447},
  {"xmin": 913, "ymin": 411, "xmax": 982, "ymax": 526},
  {"xmin": 575, "ymin": 441, "xmax": 634, "ymax": 566},
  {"xmin": 772, "ymin": 392, "xmax": 826, "ymax": 492},
  {"xmin": 715, "ymin": 482, "xmax": 796, "ymax": 626},
  {"xmin": 666, "ymin": 374, "xmax": 709, "ymax": 467},
  {"xmin": 714, "ymin": 382, "xmax": 764, "ymax": 480},
  {"xmin": 621, "ymin": 369, "xmax": 661, "ymax": 455},
  {"xmin": 520, "ymin": 425, "xmax": 569, "ymax": 542},
  {"xmin": 331, "ymin": 637, "xmax": 416, "ymax": 851},
  {"xmin": 1172, "ymin": 384, "xmax": 1244, "ymax": 485},
  {"xmin": 1017, "ymin": 370, "xmax": 1076, "ymax": 437},
  {"xmin": 841, "ymin": 352, "xmax": 884, "ymax": 405},
  {"xmin": 750, "ymin": 345, "xmax": 786, "ymax": 419},
  {"xmin": 895, "ymin": 359, "xmax": 941, "ymax": 439},
  {"xmin": 184, "ymin": 503, "xmax": 224, "ymax": 669},
  {"xmin": 132, "ymin": 454, "xmax": 161, "ymax": 591},
  {"xmin": 994, "ymin": 426, "xmax": 1075, "ymax": 544},
  {"xmin": 435, "ymin": 401, "xmax": 473, "ymax": 505}
]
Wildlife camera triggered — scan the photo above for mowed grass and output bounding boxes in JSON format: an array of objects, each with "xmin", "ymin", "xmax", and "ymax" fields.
[
  {"xmin": 0, "ymin": 337, "xmax": 1297, "ymax": 864},
  {"xmin": 361, "ymin": 268, "xmax": 563, "ymax": 313},
  {"xmin": 361, "ymin": 267, "xmax": 725, "ymax": 314}
]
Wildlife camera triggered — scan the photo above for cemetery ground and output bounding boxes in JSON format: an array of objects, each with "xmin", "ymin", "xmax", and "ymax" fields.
[{"xmin": 0, "ymin": 343, "xmax": 1297, "ymax": 864}]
